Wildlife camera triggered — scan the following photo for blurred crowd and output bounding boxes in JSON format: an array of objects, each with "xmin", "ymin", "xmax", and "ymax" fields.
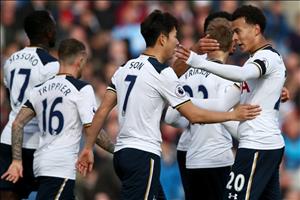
[{"xmin": 1, "ymin": 1, "xmax": 300, "ymax": 200}]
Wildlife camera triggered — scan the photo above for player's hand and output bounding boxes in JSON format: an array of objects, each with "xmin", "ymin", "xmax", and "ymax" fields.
[
  {"xmin": 1, "ymin": 160, "xmax": 23, "ymax": 183},
  {"xmin": 76, "ymin": 148, "xmax": 94, "ymax": 177},
  {"xmin": 175, "ymin": 44, "xmax": 191, "ymax": 62},
  {"xmin": 280, "ymin": 87, "xmax": 290, "ymax": 103},
  {"xmin": 191, "ymin": 35, "xmax": 220, "ymax": 54},
  {"xmin": 232, "ymin": 104, "xmax": 261, "ymax": 121}
]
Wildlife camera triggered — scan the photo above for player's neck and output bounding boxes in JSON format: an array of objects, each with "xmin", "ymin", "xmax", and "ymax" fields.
[
  {"xmin": 58, "ymin": 65, "xmax": 78, "ymax": 78},
  {"xmin": 249, "ymin": 36, "xmax": 269, "ymax": 55},
  {"xmin": 207, "ymin": 51, "xmax": 228, "ymax": 64},
  {"xmin": 143, "ymin": 47, "xmax": 166, "ymax": 63},
  {"xmin": 29, "ymin": 42, "xmax": 49, "ymax": 51}
]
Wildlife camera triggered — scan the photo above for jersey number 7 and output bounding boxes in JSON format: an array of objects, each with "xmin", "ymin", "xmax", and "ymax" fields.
[{"xmin": 122, "ymin": 75, "xmax": 137, "ymax": 116}]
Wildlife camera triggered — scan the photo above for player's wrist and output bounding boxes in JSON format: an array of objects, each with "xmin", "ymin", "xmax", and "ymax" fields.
[
  {"xmin": 228, "ymin": 111, "xmax": 236, "ymax": 121},
  {"xmin": 12, "ymin": 159, "xmax": 22, "ymax": 164},
  {"xmin": 186, "ymin": 51, "xmax": 196, "ymax": 66}
]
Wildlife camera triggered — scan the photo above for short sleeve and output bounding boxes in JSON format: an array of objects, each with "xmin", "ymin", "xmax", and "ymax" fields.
[
  {"xmin": 249, "ymin": 50, "xmax": 281, "ymax": 77},
  {"xmin": 107, "ymin": 68, "xmax": 120, "ymax": 93},
  {"xmin": 23, "ymin": 99, "xmax": 35, "ymax": 112},
  {"xmin": 40, "ymin": 61, "xmax": 59, "ymax": 82},
  {"xmin": 76, "ymin": 85, "xmax": 97, "ymax": 126},
  {"xmin": 157, "ymin": 68, "xmax": 190, "ymax": 109}
]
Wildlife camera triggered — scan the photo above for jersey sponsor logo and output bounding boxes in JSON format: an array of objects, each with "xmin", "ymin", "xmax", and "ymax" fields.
[
  {"xmin": 241, "ymin": 81, "xmax": 250, "ymax": 93},
  {"xmin": 175, "ymin": 85, "xmax": 186, "ymax": 97}
]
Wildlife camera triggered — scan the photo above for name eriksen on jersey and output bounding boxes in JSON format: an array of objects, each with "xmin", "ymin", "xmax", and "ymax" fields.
[
  {"xmin": 184, "ymin": 68, "xmax": 210, "ymax": 79},
  {"xmin": 9, "ymin": 53, "xmax": 39, "ymax": 66},
  {"xmin": 38, "ymin": 82, "xmax": 71, "ymax": 96}
]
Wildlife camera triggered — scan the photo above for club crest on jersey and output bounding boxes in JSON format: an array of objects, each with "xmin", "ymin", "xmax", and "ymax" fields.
[{"xmin": 175, "ymin": 85, "xmax": 186, "ymax": 97}]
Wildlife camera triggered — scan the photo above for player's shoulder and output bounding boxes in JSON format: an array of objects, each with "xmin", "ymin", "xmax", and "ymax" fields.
[
  {"xmin": 253, "ymin": 45, "xmax": 281, "ymax": 61},
  {"xmin": 147, "ymin": 57, "xmax": 170, "ymax": 74},
  {"xmin": 65, "ymin": 76, "xmax": 90, "ymax": 91},
  {"xmin": 34, "ymin": 76, "xmax": 55, "ymax": 88},
  {"xmin": 35, "ymin": 48, "xmax": 58, "ymax": 65}
]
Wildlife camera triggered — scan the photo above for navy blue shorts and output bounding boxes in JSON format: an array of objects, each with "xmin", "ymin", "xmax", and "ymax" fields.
[
  {"xmin": 36, "ymin": 176, "xmax": 75, "ymax": 200},
  {"xmin": 113, "ymin": 148, "xmax": 163, "ymax": 200},
  {"xmin": 0, "ymin": 143, "xmax": 38, "ymax": 198},
  {"xmin": 177, "ymin": 150, "xmax": 191, "ymax": 200},
  {"xmin": 224, "ymin": 148, "xmax": 284, "ymax": 200},
  {"xmin": 187, "ymin": 166, "xmax": 231, "ymax": 200}
]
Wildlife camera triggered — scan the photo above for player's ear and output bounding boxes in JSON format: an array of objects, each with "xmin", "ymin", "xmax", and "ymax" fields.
[
  {"xmin": 159, "ymin": 33, "xmax": 167, "ymax": 47},
  {"xmin": 254, "ymin": 24, "xmax": 261, "ymax": 36}
]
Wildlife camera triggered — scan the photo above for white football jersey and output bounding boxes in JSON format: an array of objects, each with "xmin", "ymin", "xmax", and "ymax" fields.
[
  {"xmin": 177, "ymin": 67, "xmax": 235, "ymax": 168},
  {"xmin": 1, "ymin": 47, "xmax": 59, "ymax": 149},
  {"xmin": 177, "ymin": 54, "xmax": 207, "ymax": 152},
  {"xmin": 238, "ymin": 45, "xmax": 286, "ymax": 149},
  {"xmin": 109, "ymin": 55, "xmax": 190, "ymax": 156},
  {"xmin": 24, "ymin": 74, "xmax": 97, "ymax": 179}
]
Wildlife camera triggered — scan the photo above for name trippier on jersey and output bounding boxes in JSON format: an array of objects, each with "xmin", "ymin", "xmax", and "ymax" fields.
[
  {"xmin": 38, "ymin": 82, "xmax": 71, "ymax": 97},
  {"xmin": 8, "ymin": 52, "xmax": 39, "ymax": 66},
  {"xmin": 184, "ymin": 68, "xmax": 211, "ymax": 80}
]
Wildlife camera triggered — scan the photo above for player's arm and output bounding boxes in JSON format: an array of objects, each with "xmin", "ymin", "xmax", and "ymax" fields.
[
  {"xmin": 177, "ymin": 101, "xmax": 260, "ymax": 124},
  {"xmin": 1, "ymin": 103, "xmax": 35, "ymax": 183},
  {"xmin": 175, "ymin": 45, "xmax": 261, "ymax": 82},
  {"xmin": 164, "ymin": 106, "xmax": 189, "ymax": 128},
  {"xmin": 84, "ymin": 90, "xmax": 117, "ymax": 149},
  {"xmin": 222, "ymin": 121, "xmax": 239, "ymax": 139},
  {"xmin": 191, "ymin": 84, "xmax": 240, "ymax": 111},
  {"xmin": 77, "ymin": 90, "xmax": 117, "ymax": 176},
  {"xmin": 165, "ymin": 84, "xmax": 240, "ymax": 127},
  {"xmin": 95, "ymin": 129, "xmax": 114, "ymax": 154}
]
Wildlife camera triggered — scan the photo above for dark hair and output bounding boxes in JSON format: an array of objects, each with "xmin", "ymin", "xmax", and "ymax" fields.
[
  {"xmin": 206, "ymin": 18, "xmax": 233, "ymax": 52},
  {"xmin": 141, "ymin": 10, "xmax": 178, "ymax": 47},
  {"xmin": 204, "ymin": 11, "xmax": 232, "ymax": 32},
  {"xmin": 232, "ymin": 5, "xmax": 266, "ymax": 33},
  {"xmin": 24, "ymin": 10, "xmax": 55, "ymax": 40},
  {"xmin": 58, "ymin": 38, "xmax": 86, "ymax": 64}
]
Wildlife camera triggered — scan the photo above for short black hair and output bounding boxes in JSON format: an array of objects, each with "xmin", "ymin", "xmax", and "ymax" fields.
[
  {"xmin": 232, "ymin": 5, "xmax": 266, "ymax": 33},
  {"xmin": 204, "ymin": 11, "xmax": 232, "ymax": 32},
  {"xmin": 58, "ymin": 38, "xmax": 86, "ymax": 64},
  {"xmin": 24, "ymin": 10, "xmax": 55, "ymax": 40},
  {"xmin": 141, "ymin": 10, "xmax": 178, "ymax": 47}
]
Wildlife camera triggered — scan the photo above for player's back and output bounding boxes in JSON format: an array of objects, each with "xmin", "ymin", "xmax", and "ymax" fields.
[
  {"xmin": 180, "ymin": 67, "xmax": 234, "ymax": 168},
  {"xmin": 1, "ymin": 47, "xmax": 59, "ymax": 148},
  {"xmin": 27, "ymin": 74, "xmax": 96, "ymax": 179},
  {"xmin": 111, "ymin": 55, "xmax": 188, "ymax": 156},
  {"xmin": 239, "ymin": 45, "xmax": 286, "ymax": 149}
]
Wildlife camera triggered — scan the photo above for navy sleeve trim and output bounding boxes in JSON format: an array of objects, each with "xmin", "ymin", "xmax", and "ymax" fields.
[
  {"xmin": 23, "ymin": 100, "xmax": 35, "ymax": 112},
  {"xmin": 36, "ymin": 48, "xmax": 58, "ymax": 66},
  {"xmin": 253, "ymin": 59, "xmax": 266, "ymax": 76},
  {"xmin": 108, "ymin": 82, "xmax": 116, "ymax": 90},
  {"xmin": 173, "ymin": 99, "xmax": 191, "ymax": 109},
  {"xmin": 148, "ymin": 57, "xmax": 169, "ymax": 74},
  {"xmin": 66, "ymin": 76, "xmax": 89, "ymax": 91}
]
